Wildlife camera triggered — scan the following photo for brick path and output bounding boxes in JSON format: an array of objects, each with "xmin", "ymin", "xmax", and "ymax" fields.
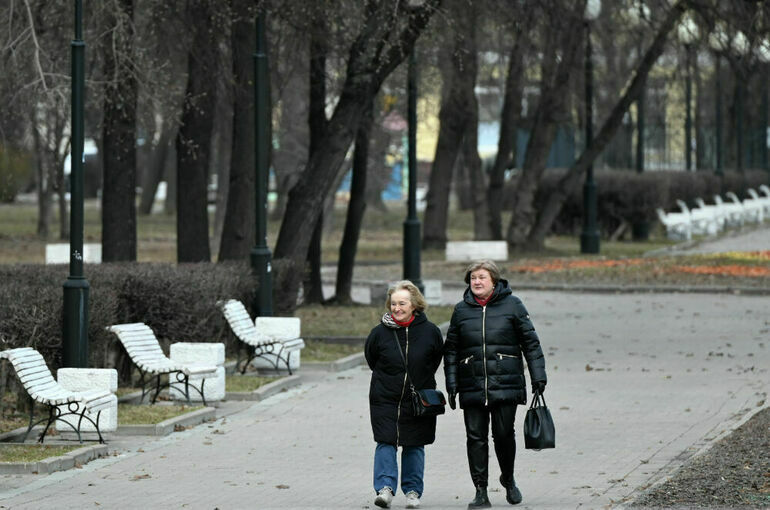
[{"xmin": 1, "ymin": 290, "xmax": 768, "ymax": 509}]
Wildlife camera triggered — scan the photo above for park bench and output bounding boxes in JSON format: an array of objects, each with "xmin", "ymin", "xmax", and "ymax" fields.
[
  {"xmin": 217, "ymin": 299, "xmax": 304, "ymax": 374},
  {"xmin": 655, "ymin": 201, "xmax": 692, "ymax": 240},
  {"xmin": 106, "ymin": 323, "xmax": 217, "ymax": 406},
  {"xmin": 758, "ymin": 184, "xmax": 770, "ymax": 217},
  {"xmin": 681, "ymin": 198, "xmax": 719, "ymax": 237},
  {"xmin": 445, "ymin": 241, "xmax": 508, "ymax": 261},
  {"xmin": 746, "ymin": 188, "xmax": 768, "ymax": 222},
  {"xmin": 693, "ymin": 197, "xmax": 725, "ymax": 234},
  {"xmin": 0, "ymin": 347, "xmax": 112, "ymax": 443},
  {"xmin": 714, "ymin": 193, "xmax": 745, "ymax": 228}
]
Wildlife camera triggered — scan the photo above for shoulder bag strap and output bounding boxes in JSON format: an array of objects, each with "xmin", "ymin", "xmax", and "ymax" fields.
[{"xmin": 391, "ymin": 330, "xmax": 416, "ymax": 393}]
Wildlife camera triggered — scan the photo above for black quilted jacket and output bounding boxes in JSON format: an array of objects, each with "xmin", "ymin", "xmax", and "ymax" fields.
[{"xmin": 444, "ymin": 279, "xmax": 546, "ymax": 408}]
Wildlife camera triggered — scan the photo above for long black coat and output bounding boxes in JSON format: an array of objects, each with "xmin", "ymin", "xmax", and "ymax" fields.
[
  {"xmin": 365, "ymin": 312, "xmax": 444, "ymax": 446},
  {"xmin": 444, "ymin": 279, "xmax": 547, "ymax": 408}
]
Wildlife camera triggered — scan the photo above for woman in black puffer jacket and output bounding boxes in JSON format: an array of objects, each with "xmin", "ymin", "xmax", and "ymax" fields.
[
  {"xmin": 365, "ymin": 281, "xmax": 444, "ymax": 509},
  {"xmin": 444, "ymin": 260, "xmax": 547, "ymax": 508}
]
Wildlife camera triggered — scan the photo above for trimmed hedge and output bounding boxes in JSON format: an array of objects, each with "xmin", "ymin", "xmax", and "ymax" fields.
[
  {"xmin": 505, "ymin": 169, "xmax": 770, "ymax": 236},
  {"xmin": 0, "ymin": 262, "xmax": 258, "ymax": 392}
]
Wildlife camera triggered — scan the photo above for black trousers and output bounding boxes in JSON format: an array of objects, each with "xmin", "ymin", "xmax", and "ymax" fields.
[{"xmin": 462, "ymin": 403, "xmax": 517, "ymax": 488}]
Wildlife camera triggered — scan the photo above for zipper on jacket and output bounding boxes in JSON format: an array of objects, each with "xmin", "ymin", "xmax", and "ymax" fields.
[
  {"xmin": 461, "ymin": 355, "xmax": 474, "ymax": 364},
  {"xmin": 482, "ymin": 305, "xmax": 489, "ymax": 406},
  {"xmin": 396, "ymin": 327, "xmax": 409, "ymax": 446},
  {"xmin": 496, "ymin": 353, "xmax": 520, "ymax": 359}
]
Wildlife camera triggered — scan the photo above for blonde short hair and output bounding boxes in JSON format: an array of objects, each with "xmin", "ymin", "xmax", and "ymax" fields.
[
  {"xmin": 385, "ymin": 280, "xmax": 427, "ymax": 313},
  {"xmin": 464, "ymin": 259, "xmax": 501, "ymax": 285}
]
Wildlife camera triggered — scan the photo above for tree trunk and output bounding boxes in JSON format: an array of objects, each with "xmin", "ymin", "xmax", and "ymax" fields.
[
  {"xmin": 211, "ymin": 43, "xmax": 234, "ymax": 257},
  {"xmin": 176, "ymin": 0, "xmax": 217, "ymax": 263},
  {"xmin": 488, "ymin": 23, "xmax": 528, "ymax": 239},
  {"xmin": 273, "ymin": 2, "xmax": 439, "ymax": 308},
  {"xmin": 302, "ymin": 12, "xmax": 330, "ymax": 304},
  {"xmin": 334, "ymin": 99, "xmax": 373, "ymax": 304},
  {"xmin": 505, "ymin": 6, "xmax": 584, "ymax": 250},
  {"xmin": 422, "ymin": 0, "xmax": 476, "ymax": 249},
  {"xmin": 464, "ymin": 116, "xmax": 491, "ymax": 240},
  {"xmin": 527, "ymin": 1, "xmax": 686, "ymax": 248},
  {"xmin": 219, "ymin": 0, "xmax": 255, "ymax": 261},
  {"xmin": 138, "ymin": 127, "xmax": 173, "ymax": 215},
  {"xmin": 32, "ymin": 119, "xmax": 53, "ymax": 239},
  {"xmin": 101, "ymin": 0, "xmax": 138, "ymax": 262}
]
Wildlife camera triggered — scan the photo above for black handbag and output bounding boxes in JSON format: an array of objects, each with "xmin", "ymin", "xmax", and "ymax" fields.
[
  {"xmin": 392, "ymin": 331, "xmax": 446, "ymax": 417},
  {"xmin": 523, "ymin": 390, "xmax": 555, "ymax": 450}
]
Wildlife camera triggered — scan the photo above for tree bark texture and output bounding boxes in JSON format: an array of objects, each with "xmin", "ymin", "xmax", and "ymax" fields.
[
  {"xmin": 488, "ymin": 17, "xmax": 530, "ymax": 239},
  {"xmin": 176, "ymin": 0, "xmax": 218, "ymax": 263},
  {"xmin": 527, "ymin": 1, "xmax": 686, "ymax": 248},
  {"xmin": 302, "ymin": 13, "xmax": 330, "ymax": 304},
  {"xmin": 219, "ymin": 0, "xmax": 256, "ymax": 261},
  {"xmin": 423, "ymin": 0, "xmax": 477, "ymax": 249},
  {"xmin": 101, "ymin": 0, "xmax": 138, "ymax": 262},
  {"xmin": 273, "ymin": 1, "xmax": 439, "ymax": 306},
  {"xmin": 505, "ymin": 4, "xmax": 584, "ymax": 250},
  {"xmin": 335, "ymin": 99, "xmax": 374, "ymax": 304}
]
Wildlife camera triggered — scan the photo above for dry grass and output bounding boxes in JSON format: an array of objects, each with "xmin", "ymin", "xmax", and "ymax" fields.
[
  {"xmin": 117, "ymin": 404, "xmax": 203, "ymax": 425},
  {"xmin": 0, "ymin": 444, "xmax": 82, "ymax": 463}
]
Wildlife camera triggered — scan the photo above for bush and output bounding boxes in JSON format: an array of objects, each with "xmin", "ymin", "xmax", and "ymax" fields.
[
  {"xmin": 0, "ymin": 262, "xmax": 257, "ymax": 390},
  {"xmin": 0, "ymin": 145, "xmax": 34, "ymax": 203},
  {"xmin": 504, "ymin": 168, "xmax": 770, "ymax": 237}
]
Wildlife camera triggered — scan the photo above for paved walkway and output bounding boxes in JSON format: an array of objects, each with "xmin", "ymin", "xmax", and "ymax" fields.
[{"xmin": 1, "ymin": 288, "xmax": 768, "ymax": 509}]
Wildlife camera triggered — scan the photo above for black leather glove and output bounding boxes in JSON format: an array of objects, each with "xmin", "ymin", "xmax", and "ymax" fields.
[
  {"xmin": 448, "ymin": 391, "xmax": 457, "ymax": 410},
  {"xmin": 532, "ymin": 381, "xmax": 546, "ymax": 395}
]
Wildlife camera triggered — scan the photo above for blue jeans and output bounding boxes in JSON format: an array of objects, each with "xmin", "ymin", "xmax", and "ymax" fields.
[{"xmin": 373, "ymin": 443, "xmax": 425, "ymax": 496}]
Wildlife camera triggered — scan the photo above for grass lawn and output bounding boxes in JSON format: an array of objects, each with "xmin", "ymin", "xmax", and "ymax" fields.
[
  {"xmin": 117, "ymin": 404, "xmax": 203, "ymax": 425},
  {"xmin": 225, "ymin": 375, "xmax": 276, "ymax": 393},
  {"xmin": 0, "ymin": 444, "xmax": 83, "ymax": 463}
]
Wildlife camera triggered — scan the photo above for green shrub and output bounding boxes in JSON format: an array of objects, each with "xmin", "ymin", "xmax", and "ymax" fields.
[
  {"xmin": 0, "ymin": 145, "xmax": 34, "ymax": 203},
  {"xmin": 0, "ymin": 262, "xmax": 257, "ymax": 391}
]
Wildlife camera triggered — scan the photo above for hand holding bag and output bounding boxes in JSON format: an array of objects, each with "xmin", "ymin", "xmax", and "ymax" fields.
[
  {"xmin": 523, "ymin": 389, "xmax": 555, "ymax": 450},
  {"xmin": 391, "ymin": 331, "xmax": 446, "ymax": 417}
]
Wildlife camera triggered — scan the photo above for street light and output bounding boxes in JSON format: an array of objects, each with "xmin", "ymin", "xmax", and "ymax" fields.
[
  {"xmin": 757, "ymin": 39, "xmax": 770, "ymax": 172},
  {"xmin": 580, "ymin": 0, "xmax": 601, "ymax": 255},
  {"xmin": 62, "ymin": 0, "xmax": 89, "ymax": 368},
  {"xmin": 678, "ymin": 15, "xmax": 699, "ymax": 171},
  {"xmin": 709, "ymin": 24, "xmax": 729, "ymax": 177},
  {"xmin": 630, "ymin": 1, "xmax": 651, "ymax": 174},
  {"xmin": 250, "ymin": 11, "xmax": 273, "ymax": 316},
  {"xmin": 403, "ymin": 50, "xmax": 423, "ymax": 292}
]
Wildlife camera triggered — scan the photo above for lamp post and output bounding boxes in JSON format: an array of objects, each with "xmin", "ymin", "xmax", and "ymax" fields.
[
  {"xmin": 580, "ymin": 0, "xmax": 601, "ymax": 255},
  {"xmin": 403, "ymin": 50, "xmax": 423, "ymax": 292},
  {"xmin": 758, "ymin": 39, "xmax": 770, "ymax": 173},
  {"xmin": 631, "ymin": 1, "xmax": 650, "ymax": 174},
  {"xmin": 678, "ymin": 16, "xmax": 699, "ymax": 171},
  {"xmin": 733, "ymin": 31, "xmax": 749, "ymax": 174},
  {"xmin": 709, "ymin": 25, "xmax": 729, "ymax": 177},
  {"xmin": 62, "ymin": 0, "xmax": 89, "ymax": 368},
  {"xmin": 250, "ymin": 11, "xmax": 273, "ymax": 315}
]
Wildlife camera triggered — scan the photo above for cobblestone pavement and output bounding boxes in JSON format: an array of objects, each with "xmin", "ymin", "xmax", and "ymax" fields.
[{"xmin": 1, "ymin": 289, "xmax": 767, "ymax": 509}]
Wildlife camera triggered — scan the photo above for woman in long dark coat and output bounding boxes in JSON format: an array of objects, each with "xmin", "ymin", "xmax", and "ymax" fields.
[{"xmin": 365, "ymin": 280, "xmax": 444, "ymax": 509}]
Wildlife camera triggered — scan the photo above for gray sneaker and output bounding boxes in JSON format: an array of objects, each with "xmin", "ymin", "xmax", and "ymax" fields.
[
  {"xmin": 405, "ymin": 490, "xmax": 421, "ymax": 508},
  {"xmin": 375, "ymin": 487, "xmax": 394, "ymax": 508}
]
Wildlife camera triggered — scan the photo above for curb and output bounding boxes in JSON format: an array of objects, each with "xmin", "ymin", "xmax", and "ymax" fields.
[
  {"xmin": 303, "ymin": 352, "xmax": 366, "ymax": 372},
  {"xmin": 113, "ymin": 406, "xmax": 216, "ymax": 437},
  {"xmin": 0, "ymin": 443, "xmax": 109, "ymax": 475},
  {"xmin": 225, "ymin": 374, "xmax": 301, "ymax": 401}
]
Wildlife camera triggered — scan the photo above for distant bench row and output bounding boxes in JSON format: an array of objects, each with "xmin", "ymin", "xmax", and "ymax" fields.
[{"xmin": 656, "ymin": 185, "xmax": 770, "ymax": 241}]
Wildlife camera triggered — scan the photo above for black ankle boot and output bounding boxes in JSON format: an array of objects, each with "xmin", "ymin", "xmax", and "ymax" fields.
[
  {"xmin": 467, "ymin": 486, "xmax": 491, "ymax": 509},
  {"xmin": 499, "ymin": 474, "xmax": 523, "ymax": 505}
]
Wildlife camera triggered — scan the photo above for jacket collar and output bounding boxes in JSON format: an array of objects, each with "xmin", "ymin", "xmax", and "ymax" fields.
[{"xmin": 463, "ymin": 279, "xmax": 512, "ymax": 306}]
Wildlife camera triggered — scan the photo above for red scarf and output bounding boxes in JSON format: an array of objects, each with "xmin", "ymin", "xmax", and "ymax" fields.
[
  {"xmin": 474, "ymin": 294, "xmax": 493, "ymax": 307},
  {"xmin": 393, "ymin": 314, "xmax": 416, "ymax": 328}
]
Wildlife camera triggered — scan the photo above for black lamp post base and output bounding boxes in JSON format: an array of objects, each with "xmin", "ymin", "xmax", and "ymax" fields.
[
  {"xmin": 62, "ymin": 277, "xmax": 90, "ymax": 368},
  {"xmin": 580, "ymin": 232, "xmax": 600, "ymax": 254},
  {"xmin": 403, "ymin": 218, "xmax": 423, "ymax": 293},
  {"xmin": 250, "ymin": 247, "xmax": 273, "ymax": 316}
]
